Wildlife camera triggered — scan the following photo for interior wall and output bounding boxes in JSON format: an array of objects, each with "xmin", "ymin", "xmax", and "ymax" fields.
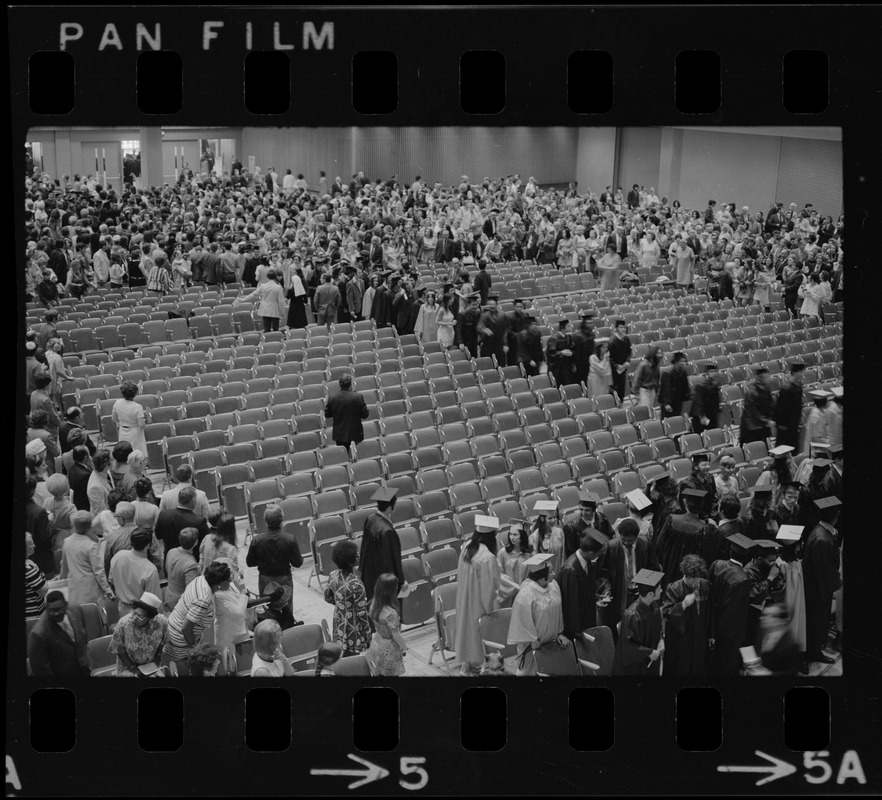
[
  {"xmin": 573, "ymin": 128, "xmax": 616, "ymax": 195},
  {"xmin": 617, "ymin": 127, "xmax": 662, "ymax": 195},
  {"xmin": 674, "ymin": 128, "xmax": 782, "ymax": 213},
  {"xmin": 241, "ymin": 127, "xmax": 352, "ymax": 190},
  {"xmin": 162, "ymin": 140, "xmax": 200, "ymax": 183}
]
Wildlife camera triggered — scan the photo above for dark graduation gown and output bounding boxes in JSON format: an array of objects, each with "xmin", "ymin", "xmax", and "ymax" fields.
[
  {"xmin": 774, "ymin": 381, "xmax": 803, "ymax": 451},
  {"xmin": 595, "ymin": 535, "xmax": 655, "ymax": 637},
  {"xmin": 650, "ymin": 494, "xmax": 682, "ymax": 542},
  {"xmin": 654, "ymin": 512, "xmax": 721, "ymax": 586},
  {"xmin": 662, "ymin": 577, "xmax": 711, "ymax": 676},
  {"xmin": 358, "ymin": 512, "xmax": 404, "ymax": 602},
  {"xmin": 802, "ymin": 523, "xmax": 841, "ymax": 656},
  {"xmin": 690, "ymin": 380, "xmax": 721, "ymax": 434},
  {"xmin": 612, "ymin": 600, "xmax": 664, "ymax": 676},
  {"xmin": 478, "ymin": 308, "xmax": 509, "ymax": 363},
  {"xmin": 708, "ymin": 559, "xmax": 751, "ymax": 675},
  {"xmin": 546, "ymin": 331, "xmax": 574, "ymax": 387},
  {"xmin": 745, "ymin": 557, "xmax": 786, "ymax": 647},
  {"xmin": 370, "ymin": 286, "xmax": 394, "ymax": 328},
  {"xmin": 558, "ymin": 553, "xmax": 598, "ymax": 639},
  {"xmin": 456, "ymin": 307, "xmax": 482, "ymax": 357},
  {"xmin": 516, "ymin": 327, "xmax": 544, "ymax": 376},
  {"xmin": 678, "ymin": 473, "xmax": 717, "ymax": 519},
  {"xmin": 571, "ymin": 327, "xmax": 595, "ymax": 385},
  {"xmin": 562, "ymin": 514, "xmax": 612, "ymax": 561},
  {"xmin": 506, "ymin": 310, "xmax": 528, "ymax": 367}
]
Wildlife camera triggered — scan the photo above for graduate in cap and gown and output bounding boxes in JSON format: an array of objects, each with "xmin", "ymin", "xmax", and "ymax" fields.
[
  {"xmin": 506, "ymin": 298, "xmax": 530, "ymax": 367},
  {"xmin": 612, "ymin": 569, "xmax": 665, "ymax": 676},
  {"xmin": 654, "ymin": 488, "xmax": 723, "ymax": 586},
  {"xmin": 678, "ymin": 451, "xmax": 717, "ymax": 519},
  {"xmin": 369, "ymin": 272, "xmax": 396, "ymax": 328},
  {"xmin": 773, "ymin": 360, "xmax": 806, "ymax": 451},
  {"xmin": 507, "ymin": 553, "xmax": 568, "ymax": 676},
  {"xmin": 661, "ymin": 553, "xmax": 712, "ymax": 676},
  {"xmin": 546, "ymin": 319, "xmax": 575, "ymax": 388},
  {"xmin": 801, "ymin": 390, "xmax": 833, "ymax": 454},
  {"xmin": 770, "ymin": 526, "xmax": 807, "ymax": 661},
  {"xmin": 647, "ymin": 471, "xmax": 681, "ymax": 539},
  {"xmin": 745, "ymin": 539, "xmax": 786, "ymax": 647},
  {"xmin": 595, "ymin": 518, "xmax": 657, "ymax": 638},
  {"xmin": 527, "ymin": 499, "xmax": 565, "ymax": 580},
  {"xmin": 477, "ymin": 295, "xmax": 509, "ymax": 366},
  {"xmin": 455, "ymin": 292, "xmax": 482, "ymax": 358},
  {"xmin": 690, "ymin": 362, "xmax": 721, "ymax": 434},
  {"xmin": 455, "ymin": 516, "xmax": 503, "ymax": 675},
  {"xmin": 359, "ymin": 488, "xmax": 406, "ymax": 604},
  {"xmin": 558, "ymin": 527, "xmax": 606, "ymax": 640},
  {"xmin": 802, "ymin": 497, "xmax": 842, "ymax": 665},
  {"xmin": 755, "ymin": 445, "xmax": 796, "ymax": 504},
  {"xmin": 495, "ymin": 518, "xmax": 533, "ymax": 609},
  {"xmin": 708, "ymin": 533, "xmax": 756, "ymax": 676},
  {"xmin": 562, "ymin": 491, "xmax": 613, "ymax": 561},
  {"xmin": 516, "ymin": 313, "xmax": 544, "ymax": 377}
]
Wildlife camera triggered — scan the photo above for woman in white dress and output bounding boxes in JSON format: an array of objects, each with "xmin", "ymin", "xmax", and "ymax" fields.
[
  {"xmin": 413, "ymin": 291, "xmax": 440, "ymax": 343},
  {"xmin": 435, "ymin": 296, "xmax": 457, "ymax": 350},
  {"xmin": 588, "ymin": 340, "xmax": 613, "ymax": 399},
  {"xmin": 111, "ymin": 381, "xmax": 148, "ymax": 455},
  {"xmin": 640, "ymin": 231, "xmax": 661, "ymax": 270}
]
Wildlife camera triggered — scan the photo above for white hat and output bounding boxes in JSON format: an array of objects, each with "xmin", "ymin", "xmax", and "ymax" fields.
[
  {"xmin": 776, "ymin": 525, "xmax": 803, "ymax": 543},
  {"xmin": 137, "ymin": 592, "xmax": 162, "ymax": 610},
  {"xmin": 624, "ymin": 489, "xmax": 652, "ymax": 511},
  {"xmin": 768, "ymin": 445, "xmax": 795, "ymax": 458},
  {"xmin": 524, "ymin": 553, "xmax": 554, "ymax": 574},
  {"xmin": 25, "ymin": 439, "xmax": 47, "ymax": 456},
  {"xmin": 831, "ymin": 386, "xmax": 843, "ymax": 398},
  {"xmin": 532, "ymin": 500, "xmax": 559, "ymax": 514},
  {"xmin": 474, "ymin": 515, "xmax": 500, "ymax": 530}
]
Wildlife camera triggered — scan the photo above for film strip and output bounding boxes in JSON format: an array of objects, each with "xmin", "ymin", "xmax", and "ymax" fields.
[{"xmin": 9, "ymin": 4, "xmax": 880, "ymax": 796}]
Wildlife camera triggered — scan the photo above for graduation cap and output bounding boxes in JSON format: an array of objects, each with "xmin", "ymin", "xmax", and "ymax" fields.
[
  {"xmin": 750, "ymin": 486, "xmax": 774, "ymax": 498},
  {"xmin": 578, "ymin": 491, "xmax": 601, "ymax": 507},
  {"xmin": 768, "ymin": 445, "xmax": 795, "ymax": 458},
  {"xmin": 690, "ymin": 450, "xmax": 711, "ymax": 463},
  {"xmin": 811, "ymin": 458, "xmax": 833, "ymax": 469},
  {"xmin": 645, "ymin": 470, "xmax": 672, "ymax": 487},
  {"xmin": 633, "ymin": 569, "xmax": 664, "ymax": 591},
  {"xmin": 579, "ymin": 527, "xmax": 608, "ymax": 551},
  {"xmin": 776, "ymin": 525, "xmax": 804, "ymax": 543},
  {"xmin": 487, "ymin": 293, "xmax": 500, "ymax": 301},
  {"xmin": 829, "ymin": 444, "xmax": 843, "ymax": 458},
  {"xmin": 474, "ymin": 514, "xmax": 501, "ymax": 530},
  {"xmin": 780, "ymin": 480, "xmax": 803, "ymax": 491},
  {"xmin": 808, "ymin": 390, "xmax": 832, "ymax": 401},
  {"xmin": 532, "ymin": 500, "xmax": 559, "ymax": 516},
  {"xmin": 830, "ymin": 386, "xmax": 843, "ymax": 398},
  {"xmin": 682, "ymin": 488, "xmax": 708, "ymax": 499},
  {"xmin": 809, "ymin": 442, "xmax": 831, "ymax": 457},
  {"xmin": 754, "ymin": 539, "xmax": 782, "ymax": 553},
  {"xmin": 624, "ymin": 489, "xmax": 652, "ymax": 512},
  {"xmin": 787, "ymin": 359, "xmax": 806, "ymax": 372},
  {"xmin": 813, "ymin": 496, "xmax": 841, "ymax": 510},
  {"xmin": 524, "ymin": 553, "xmax": 554, "ymax": 575},
  {"xmin": 557, "ymin": 319, "xmax": 570, "ymax": 329},
  {"xmin": 727, "ymin": 533, "xmax": 757, "ymax": 551},
  {"xmin": 371, "ymin": 487, "xmax": 399, "ymax": 503}
]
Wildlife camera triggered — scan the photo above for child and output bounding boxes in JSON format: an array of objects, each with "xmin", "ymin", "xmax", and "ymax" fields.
[
  {"xmin": 314, "ymin": 642, "xmax": 343, "ymax": 677},
  {"xmin": 367, "ymin": 573, "xmax": 408, "ymax": 676},
  {"xmin": 109, "ymin": 257, "xmax": 126, "ymax": 290}
]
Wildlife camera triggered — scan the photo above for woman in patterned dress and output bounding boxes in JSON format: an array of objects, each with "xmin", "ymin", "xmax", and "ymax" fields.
[
  {"xmin": 323, "ymin": 540, "xmax": 371, "ymax": 657},
  {"xmin": 367, "ymin": 574, "xmax": 407, "ymax": 676},
  {"xmin": 109, "ymin": 592, "xmax": 169, "ymax": 676}
]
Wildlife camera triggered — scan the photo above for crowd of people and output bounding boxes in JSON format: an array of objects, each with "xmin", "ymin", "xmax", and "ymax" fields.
[{"xmin": 23, "ymin": 159, "xmax": 843, "ymax": 677}]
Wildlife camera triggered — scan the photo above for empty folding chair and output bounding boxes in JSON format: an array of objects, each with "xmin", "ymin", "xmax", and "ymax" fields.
[{"xmin": 249, "ymin": 457, "xmax": 286, "ymax": 481}]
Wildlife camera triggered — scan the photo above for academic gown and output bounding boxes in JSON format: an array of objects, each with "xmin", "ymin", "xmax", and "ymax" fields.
[
  {"xmin": 358, "ymin": 513, "xmax": 404, "ymax": 602},
  {"xmin": 802, "ymin": 523, "xmax": 841, "ymax": 657},
  {"xmin": 654, "ymin": 512, "xmax": 722, "ymax": 586},
  {"xmin": 612, "ymin": 599, "xmax": 664, "ymax": 676},
  {"xmin": 708, "ymin": 559, "xmax": 751, "ymax": 676},
  {"xmin": 772, "ymin": 555, "xmax": 807, "ymax": 651},
  {"xmin": 595, "ymin": 535, "xmax": 655, "ymax": 636},
  {"xmin": 562, "ymin": 515, "xmax": 612, "ymax": 561},
  {"xmin": 454, "ymin": 545, "xmax": 502, "ymax": 667},
  {"xmin": 745, "ymin": 558, "xmax": 786, "ymax": 647},
  {"xmin": 370, "ymin": 286, "xmax": 394, "ymax": 328},
  {"xmin": 774, "ymin": 382, "xmax": 803, "ymax": 451},
  {"xmin": 558, "ymin": 553, "xmax": 597, "ymax": 639},
  {"xmin": 662, "ymin": 577, "xmax": 711, "ymax": 676},
  {"xmin": 508, "ymin": 579, "xmax": 564, "ymax": 676},
  {"xmin": 456, "ymin": 307, "xmax": 482, "ymax": 357}
]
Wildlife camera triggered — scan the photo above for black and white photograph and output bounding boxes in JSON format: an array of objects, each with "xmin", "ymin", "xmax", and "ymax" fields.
[{"xmin": 21, "ymin": 123, "xmax": 845, "ymax": 681}]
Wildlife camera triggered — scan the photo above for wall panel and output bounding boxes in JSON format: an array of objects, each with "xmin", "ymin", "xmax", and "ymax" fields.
[
  {"xmin": 775, "ymin": 137, "xmax": 842, "ymax": 218},
  {"xmin": 618, "ymin": 127, "xmax": 662, "ymax": 195}
]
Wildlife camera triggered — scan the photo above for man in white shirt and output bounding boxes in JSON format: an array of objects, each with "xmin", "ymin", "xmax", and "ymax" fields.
[
  {"xmin": 282, "ymin": 169, "xmax": 296, "ymax": 194},
  {"xmin": 109, "ymin": 527, "xmax": 161, "ymax": 617}
]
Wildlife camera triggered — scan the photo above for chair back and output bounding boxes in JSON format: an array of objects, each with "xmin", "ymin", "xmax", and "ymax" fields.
[
  {"xmin": 479, "ymin": 608, "xmax": 518, "ymax": 660},
  {"xmin": 574, "ymin": 625, "xmax": 615, "ymax": 676}
]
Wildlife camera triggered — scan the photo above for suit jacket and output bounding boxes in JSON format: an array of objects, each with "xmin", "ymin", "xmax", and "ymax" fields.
[
  {"xmin": 595, "ymin": 535, "xmax": 656, "ymax": 630},
  {"xmin": 324, "ymin": 389, "xmax": 369, "ymax": 444},
  {"xmin": 482, "ymin": 218, "xmax": 497, "ymax": 239},
  {"xmin": 155, "ymin": 507, "xmax": 209, "ymax": 562},
  {"xmin": 605, "ymin": 233, "xmax": 628, "ymax": 260},
  {"xmin": 28, "ymin": 605, "xmax": 91, "ymax": 677},
  {"xmin": 658, "ymin": 365, "xmax": 692, "ymax": 409},
  {"xmin": 68, "ymin": 462, "xmax": 93, "ymax": 511}
]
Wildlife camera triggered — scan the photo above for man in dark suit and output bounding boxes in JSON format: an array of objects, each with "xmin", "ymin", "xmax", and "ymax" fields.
[
  {"xmin": 28, "ymin": 591, "xmax": 91, "ymax": 677},
  {"xmin": 558, "ymin": 527, "xmax": 606, "ymax": 640},
  {"xmin": 434, "ymin": 229, "xmax": 455, "ymax": 263},
  {"xmin": 482, "ymin": 210, "xmax": 499, "ymax": 240},
  {"xmin": 200, "ymin": 242, "xmax": 222, "ymax": 286},
  {"xmin": 595, "ymin": 519, "xmax": 657, "ymax": 639},
  {"xmin": 605, "ymin": 227, "xmax": 628, "ymax": 260},
  {"xmin": 59, "ymin": 407, "xmax": 95, "ymax": 455},
  {"xmin": 154, "ymin": 486, "xmax": 209, "ymax": 566},
  {"xmin": 473, "ymin": 260, "xmax": 493, "ymax": 306},
  {"xmin": 774, "ymin": 361, "xmax": 805, "ymax": 451},
  {"xmin": 324, "ymin": 373, "xmax": 369, "ymax": 451},
  {"xmin": 68, "ymin": 446, "xmax": 93, "ymax": 510}
]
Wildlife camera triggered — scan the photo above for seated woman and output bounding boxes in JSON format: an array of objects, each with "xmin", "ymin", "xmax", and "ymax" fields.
[
  {"xmin": 250, "ymin": 619, "xmax": 296, "ymax": 677},
  {"xmin": 109, "ymin": 591, "xmax": 169, "ymax": 677},
  {"xmin": 314, "ymin": 642, "xmax": 343, "ymax": 677}
]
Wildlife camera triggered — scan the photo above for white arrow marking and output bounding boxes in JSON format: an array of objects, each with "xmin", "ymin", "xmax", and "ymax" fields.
[
  {"xmin": 717, "ymin": 750, "xmax": 798, "ymax": 786},
  {"xmin": 311, "ymin": 753, "xmax": 390, "ymax": 790}
]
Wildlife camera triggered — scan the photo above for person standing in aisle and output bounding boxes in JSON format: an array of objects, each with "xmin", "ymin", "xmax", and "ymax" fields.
[
  {"xmin": 359, "ymin": 488, "xmax": 406, "ymax": 604},
  {"xmin": 690, "ymin": 362, "xmax": 721, "ymax": 434},
  {"xmin": 612, "ymin": 569, "xmax": 665, "ymax": 676},
  {"xmin": 607, "ymin": 320, "xmax": 632, "ymax": 405},
  {"xmin": 324, "ymin": 373, "xmax": 369, "ymax": 452}
]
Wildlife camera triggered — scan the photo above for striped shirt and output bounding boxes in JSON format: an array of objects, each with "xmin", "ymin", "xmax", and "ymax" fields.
[
  {"xmin": 25, "ymin": 559, "xmax": 46, "ymax": 618},
  {"xmin": 165, "ymin": 576, "xmax": 215, "ymax": 659}
]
